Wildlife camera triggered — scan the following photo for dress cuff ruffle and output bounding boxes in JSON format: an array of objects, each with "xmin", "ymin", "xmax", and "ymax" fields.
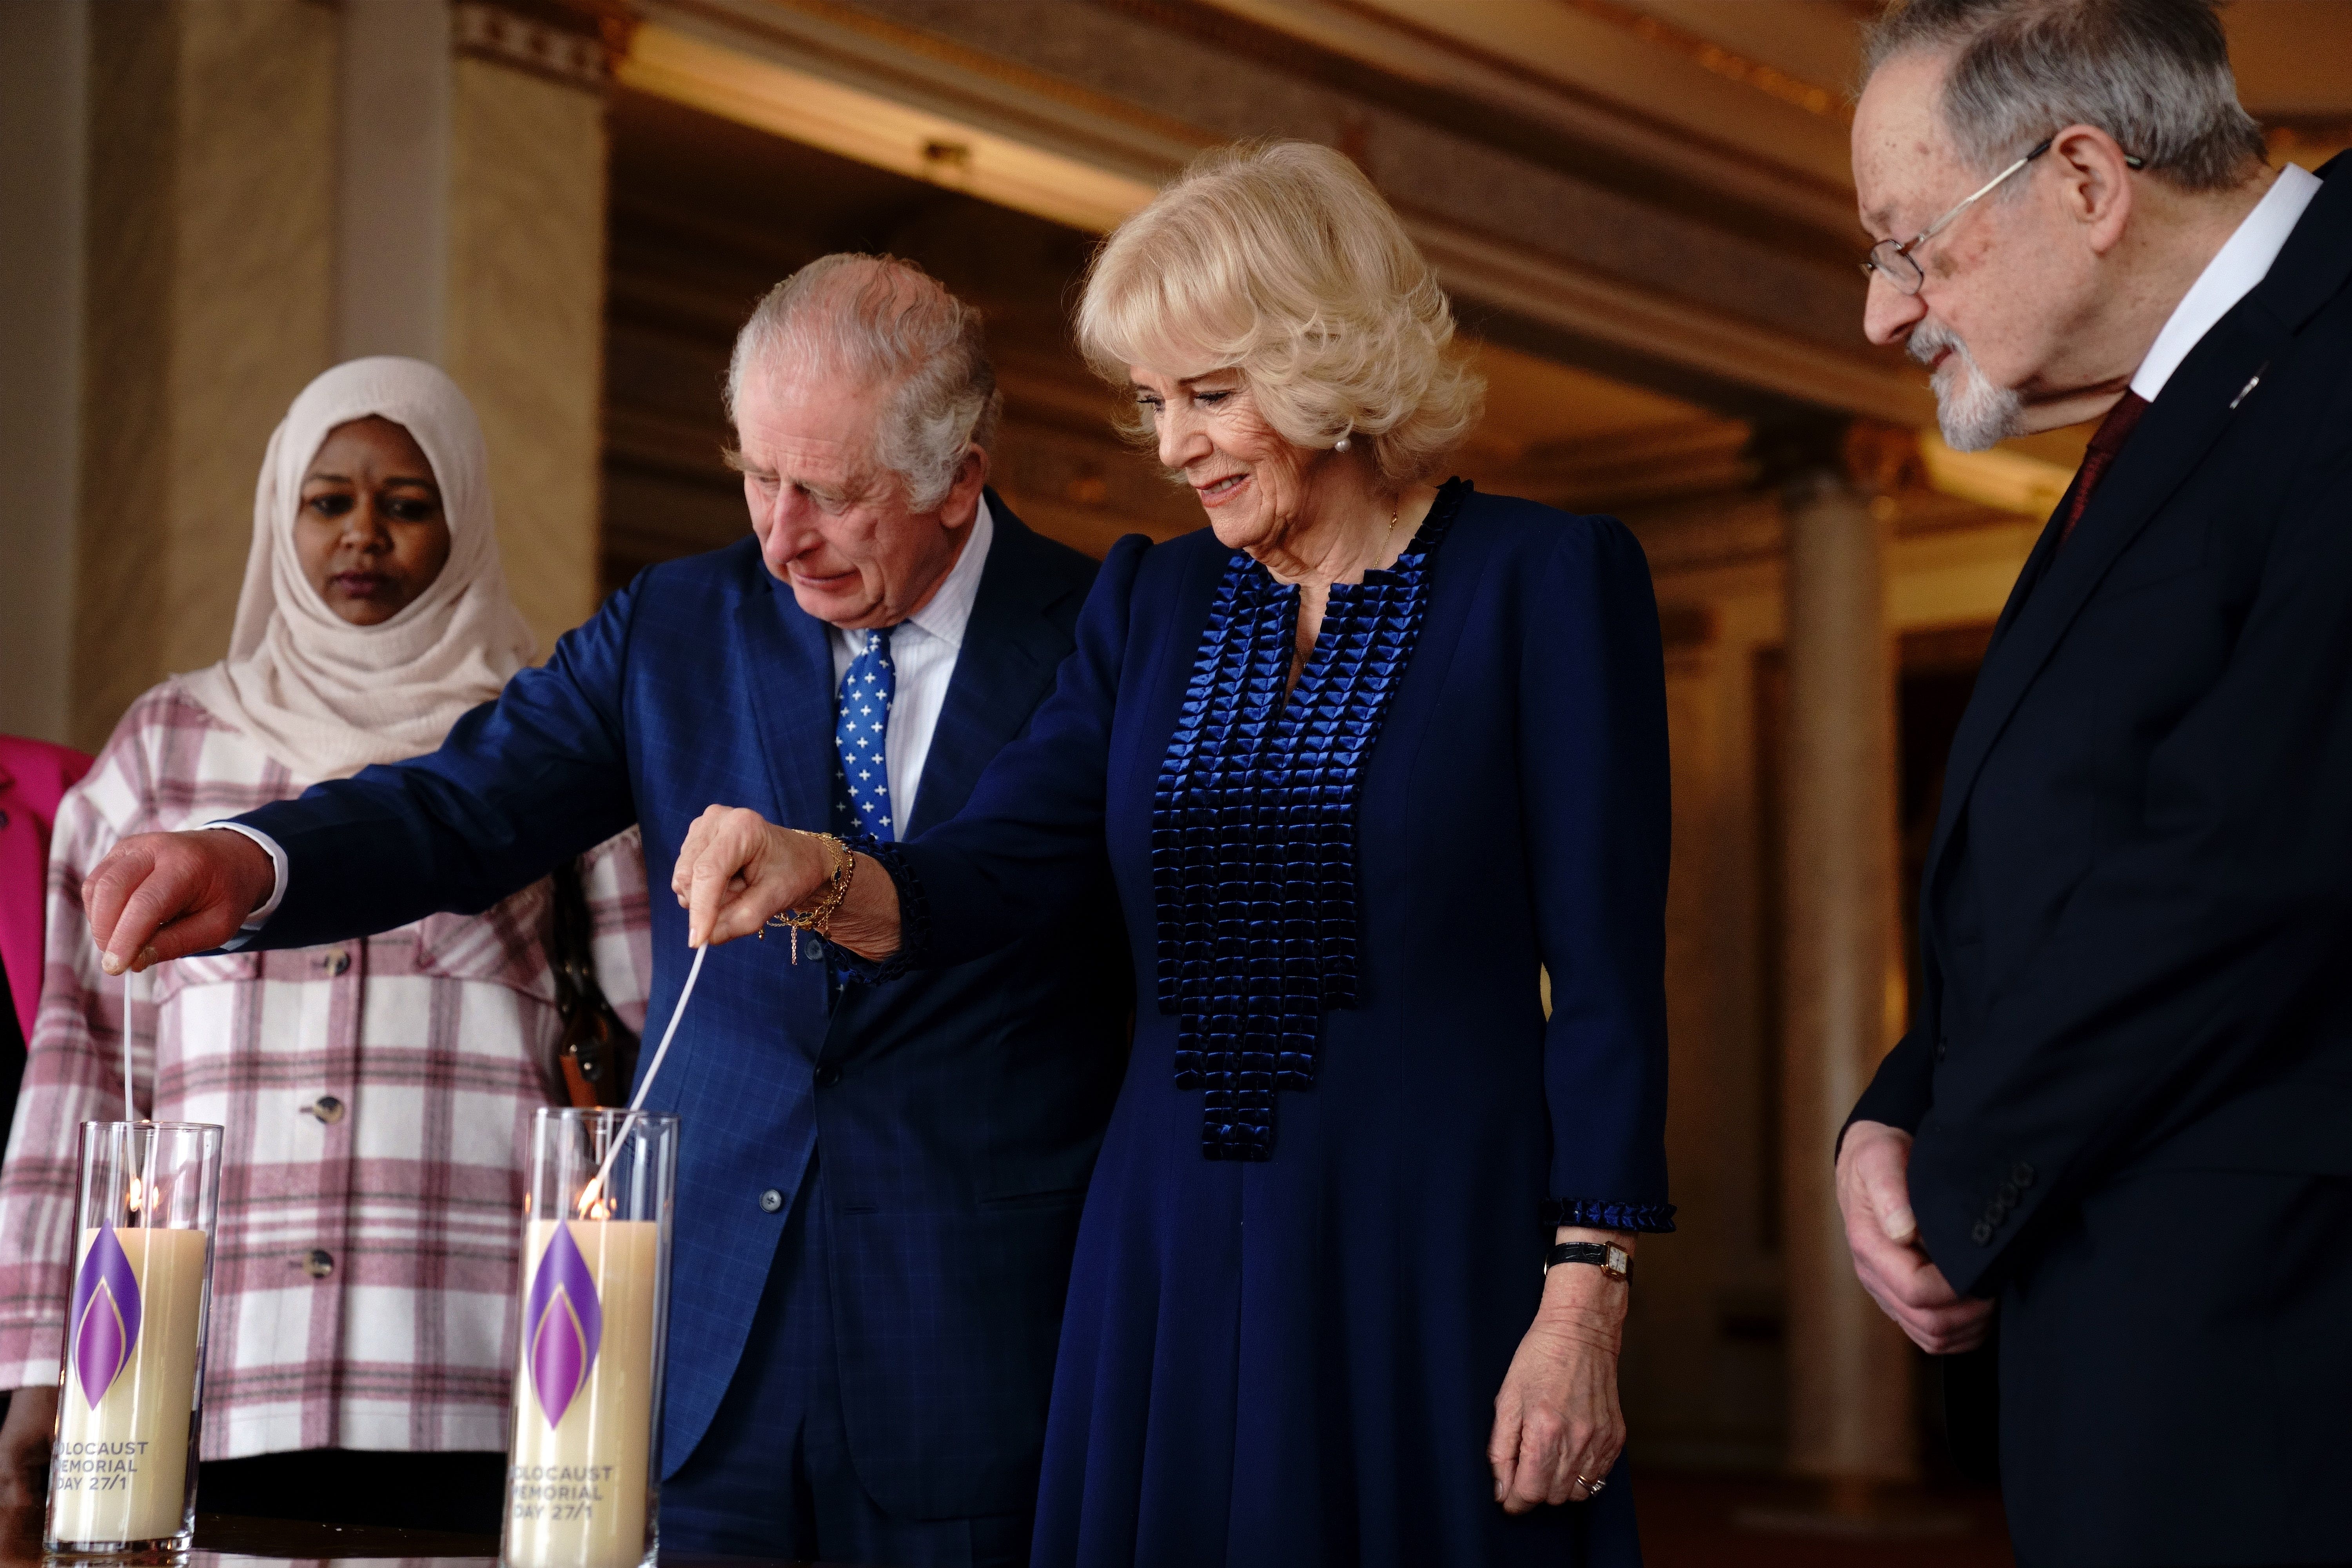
[
  {"xmin": 820, "ymin": 836, "xmax": 928, "ymax": 985},
  {"xmin": 1544, "ymin": 1198, "xmax": 1677, "ymax": 1234}
]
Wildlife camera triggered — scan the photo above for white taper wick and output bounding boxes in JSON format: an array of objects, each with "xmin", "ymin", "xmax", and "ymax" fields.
[
  {"xmin": 122, "ymin": 971, "xmax": 137, "ymax": 1125},
  {"xmin": 578, "ymin": 942, "xmax": 706, "ymax": 1216}
]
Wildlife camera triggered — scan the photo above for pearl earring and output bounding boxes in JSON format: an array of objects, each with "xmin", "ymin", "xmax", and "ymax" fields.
[{"xmin": 1334, "ymin": 426, "xmax": 1353, "ymax": 453}]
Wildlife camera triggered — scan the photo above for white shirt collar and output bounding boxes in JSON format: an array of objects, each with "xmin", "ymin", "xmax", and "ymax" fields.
[
  {"xmin": 831, "ymin": 493, "xmax": 995, "ymax": 660},
  {"xmin": 904, "ymin": 492, "xmax": 993, "ymax": 650},
  {"xmin": 2131, "ymin": 163, "xmax": 2322, "ymax": 402}
]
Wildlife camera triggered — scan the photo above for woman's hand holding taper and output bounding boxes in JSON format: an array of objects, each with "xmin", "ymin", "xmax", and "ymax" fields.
[{"xmin": 671, "ymin": 805, "xmax": 901, "ymax": 956}]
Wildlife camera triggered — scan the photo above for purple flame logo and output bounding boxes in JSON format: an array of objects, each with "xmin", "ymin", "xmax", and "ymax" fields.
[
  {"xmin": 525, "ymin": 1222, "xmax": 603, "ymax": 1428},
  {"xmin": 69, "ymin": 1228, "xmax": 142, "ymax": 1407}
]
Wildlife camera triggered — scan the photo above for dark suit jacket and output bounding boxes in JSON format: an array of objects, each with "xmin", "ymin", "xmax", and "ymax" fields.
[
  {"xmin": 235, "ymin": 497, "xmax": 1131, "ymax": 1520},
  {"xmin": 1850, "ymin": 158, "xmax": 2352, "ymax": 1557}
]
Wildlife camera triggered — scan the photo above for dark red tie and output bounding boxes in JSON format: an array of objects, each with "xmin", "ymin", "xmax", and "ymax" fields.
[{"xmin": 2056, "ymin": 390, "xmax": 2150, "ymax": 546}]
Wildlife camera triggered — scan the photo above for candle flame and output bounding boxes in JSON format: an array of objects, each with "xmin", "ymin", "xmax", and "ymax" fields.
[
  {"xmin": 573, "ymin": 1177, "xmax": 613, "ymax": 1221},
  {"xmin": 123, "ymin": 1177, "xmax": 147, "ymax": 1214}
]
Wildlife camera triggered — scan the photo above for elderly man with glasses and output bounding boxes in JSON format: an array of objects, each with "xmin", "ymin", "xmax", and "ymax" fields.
[{"xmin": 1835, "ymin": 1, "xmax": 2351, "ymax": 1563}]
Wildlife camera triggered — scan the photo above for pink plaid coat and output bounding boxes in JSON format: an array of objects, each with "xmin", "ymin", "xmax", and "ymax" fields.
[{"xmin": 0, "ymin": 683, "xmax": 652, "ymax": 1459}]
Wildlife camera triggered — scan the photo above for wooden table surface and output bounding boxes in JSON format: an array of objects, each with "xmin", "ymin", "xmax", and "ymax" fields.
[{"xmin": 0, "ymin": 1514, "xmax": 871, "ymax": 1567}]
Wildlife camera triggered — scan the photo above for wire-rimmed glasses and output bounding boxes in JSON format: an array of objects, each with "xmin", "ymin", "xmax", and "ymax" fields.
[
  {"xmin": 1861, "ymin": 137, "xmax": 2056, "ymax": 296},
  {"xmin": 1861, "ymin": 136, "xmax": 2150, "ymax": 296}
]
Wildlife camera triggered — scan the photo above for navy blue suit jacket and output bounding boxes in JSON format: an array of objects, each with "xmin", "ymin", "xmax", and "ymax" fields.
[
  {"xmin": 1851, "ymin": 157, "xmax": 2352, "ymax": 1285},
  {"xmin": 1847, "ymin": 156, "xmax": 2352, "ymax": 1562},
  {"xmin": 234, "ymin": 498, "xmax": 1130, "ymax": 1519}
]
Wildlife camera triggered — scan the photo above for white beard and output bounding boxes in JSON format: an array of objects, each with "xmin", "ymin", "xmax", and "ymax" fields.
[{"xmin": 1912, "ymin": 321, "xmax": 2026, "ymax": 452}]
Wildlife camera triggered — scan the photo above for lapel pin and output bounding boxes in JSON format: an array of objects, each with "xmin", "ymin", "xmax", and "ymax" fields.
[{"xmin": 2229, "ymin": 366, "xmax": 2267, "ymax": 410}]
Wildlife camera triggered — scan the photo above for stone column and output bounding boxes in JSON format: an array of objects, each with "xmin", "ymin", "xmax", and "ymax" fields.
[
  {"xmin": 72, "ymin": 0, "xmax": 338, "ymax": 751},
  {"xmin": 341, "ymin": 0, "xmax": 612, "ymax": 651},
  {"xmin": 62, "ymin": 1, "xmax": 612, "ymax": 753},
  {"xmin": 0, "ymin": 0, "xmax": 89, "ymax": 744},
  {"xmin": 336, "ymin": 0, "xmax": 453, "ymax": 363},
  {"xmin": 1778, "ymin": 464, "xmax": 1916, "ymax": 1489},
  {"xmin": 443, "ymin": 6, "xmax": 612, "ymax": 651}
]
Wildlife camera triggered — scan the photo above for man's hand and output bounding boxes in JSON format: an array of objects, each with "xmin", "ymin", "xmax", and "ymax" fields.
[
  {"xmin": 1837, "ymin": 1119, "xmax": 1996, "ymax": 1354},
  {"xmin": 82, "ymin": 830, "xmax": 277, "ymax": 975},
  {"xmin": 1488, "ymin": 1233, "xmax": 1630, "ymax": 1513},
  {"xmin": 0, "ymin": 1385, "xmax": 56, "ymax": 1539},
  {"xmin": 672, "ymin": 807, "xmax": 834, "ymax": 947}
]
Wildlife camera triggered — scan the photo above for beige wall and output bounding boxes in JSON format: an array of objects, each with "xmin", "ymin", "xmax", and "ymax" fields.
[
  {"xmin": 445, "ymin": 54, "xmax": 608, "ymax": 655},
  {"xmin": 74, "ymin": 0, "xmax": 337, "ymax": 753},
  {"xmin": 49, "ymin": 3, "xmax": 611, "ymax": 753},
  {"xmin": 0, "ymin": 0, "xmax": 88, "ymax": 747}
]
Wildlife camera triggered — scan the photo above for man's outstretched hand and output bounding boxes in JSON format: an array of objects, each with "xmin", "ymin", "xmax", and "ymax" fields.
[
  {"xmin": 1837, "ymin": 1119, "xmax": 1996, "ymax": 1354},
  {"xmin": 82, "ymin": 829, "xmax": 277, "ymax": 975}
]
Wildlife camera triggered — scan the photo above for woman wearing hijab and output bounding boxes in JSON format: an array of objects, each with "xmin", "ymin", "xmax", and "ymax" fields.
[{"xmin": 0, "ymin": 359, "xmax": 651, "ymax": 1534}]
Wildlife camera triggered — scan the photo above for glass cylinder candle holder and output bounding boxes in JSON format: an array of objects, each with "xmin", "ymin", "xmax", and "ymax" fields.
[
  {"xmin": 44, "ymin": 1120, "xmax": 223, "ymax": 1557},
  {"xmin": 502, "ymin": 1107, "xmax": 678, "ymax": 1568}
]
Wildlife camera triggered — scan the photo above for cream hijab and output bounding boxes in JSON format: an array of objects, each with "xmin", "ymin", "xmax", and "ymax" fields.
[{"xmin": 180, "ymin": 358, "xmax": 538, "ymax": 782}]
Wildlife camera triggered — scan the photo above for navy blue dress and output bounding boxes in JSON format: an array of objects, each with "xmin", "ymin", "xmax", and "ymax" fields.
[{"xmin": 887, "ymin": 482, "xmax": 1672, "ymax": 1566}]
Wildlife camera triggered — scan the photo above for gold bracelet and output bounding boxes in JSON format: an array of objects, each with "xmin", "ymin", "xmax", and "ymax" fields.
[{"xmin": 761, "ymin": 833, "xmax": 855, "ymax": 964}]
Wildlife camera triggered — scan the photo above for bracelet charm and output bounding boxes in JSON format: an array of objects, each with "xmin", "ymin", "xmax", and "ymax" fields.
[{"xmin": 760, "ymin": 833, "xmax": 855, "ymax": 963}]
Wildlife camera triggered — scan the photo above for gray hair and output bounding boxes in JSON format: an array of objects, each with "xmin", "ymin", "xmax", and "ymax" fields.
[
  {"xmin": 725, "ymin": 254, "xmax": 1002, "ymax": 511},
  {"xmin": 1864, "ymin": 0, "xmax": 2266, "ymax": 192}
]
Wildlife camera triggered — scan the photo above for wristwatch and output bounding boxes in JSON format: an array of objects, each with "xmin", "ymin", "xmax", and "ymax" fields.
[{"xmin": 1544, "ymin": 1241, "xmax": 1631, "ymax": 1281}]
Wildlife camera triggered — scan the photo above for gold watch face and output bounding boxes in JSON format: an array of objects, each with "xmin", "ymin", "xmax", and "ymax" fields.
[{"xmin": 1605, "ymin": 1244, "xmax": 1631, "ymax": 1278}]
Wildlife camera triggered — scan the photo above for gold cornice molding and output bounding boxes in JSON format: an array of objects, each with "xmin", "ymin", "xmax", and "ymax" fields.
[
  {"xmin": 1916, "ymin": 432, "xmax": 2073, "ymax": 519},
  {"xmin": 637, "ymin": 0, "xmax": 1206, "ymax": 183},
  {"xmin": 455, "ymin": 2, "xmax": 611, "ymax": 91},
  {"xmin": 618, "ymin": 18, "xmax": 1165, "ymax": 233},
  {"xmin": 2269, "ymin": 118, "xmax": 2352, "ymax": 172},
  {"xmin": 1403, "ymin": 214, "xmax": 1934, "ymax": 425},
  {"xmin": 1492, "ymin": 417, "xmax": 1758, "ymax": 512},
  {"xmin": 618, "ymin": 3, "xmax": 1933, "ymax": 424},
  {"xmin": 1563, "ymin": 0, "xmax": 1847, "ymax": 123},
  {"xmin": 1191, "ymin": 0, "xmax": 1859, "ymax": 239}
]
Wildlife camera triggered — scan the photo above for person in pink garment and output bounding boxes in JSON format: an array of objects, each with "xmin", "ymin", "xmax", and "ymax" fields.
[
  {"xmin": 0, "ymin": 359, "xmax": 650, "ymax": 1540},
  {"xmin": 0, "ymin": 736, "xmax": 92, "ymax": 1137},
  {"xmin": 0, "ymin": 733, "xmax": 91, "ymax": 1553}
]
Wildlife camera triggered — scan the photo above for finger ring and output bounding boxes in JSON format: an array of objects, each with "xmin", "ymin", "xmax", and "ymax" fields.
[{"xmin": 1573, "ymin": 1475, "xmax": 1606, "ymax": 1497}]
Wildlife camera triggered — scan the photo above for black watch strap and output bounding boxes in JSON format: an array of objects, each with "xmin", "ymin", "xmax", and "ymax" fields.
[{"xmin": 1545, "ymin": 1241, "xmax": 1631, "ymax": 1280}]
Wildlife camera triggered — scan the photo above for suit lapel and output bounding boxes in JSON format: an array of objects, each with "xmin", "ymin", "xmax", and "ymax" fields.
[
  {"xmin": 906, "ymin": 502, "xmax": 1072, "ymax": 836},
  {"xmin": 1926, "ymin": 158, "xmax": 2352, "ymax": 900},
  {"xmin": 734, "ymin": 569, "xmax": 839, "ymax": 833},
  {"xmin": 1913, "ymin": 505, "xmax": 2062, "ymax": 895},
  {"xmin": 1929, "ymin": 328, "xmax": 2300, "ymax": 904}
]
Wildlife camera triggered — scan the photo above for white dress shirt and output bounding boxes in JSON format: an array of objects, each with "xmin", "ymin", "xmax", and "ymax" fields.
[
  {"xmin": 831, "ymin": 494, "xmax": 993, "ymax": 830},
  {"xmin": 2131, "ymin": 162, "xmax": 2321, "ymax": 402},
  {"xmin": 226, "ymin": 496, "xmax": 999, "ymax": 927}
]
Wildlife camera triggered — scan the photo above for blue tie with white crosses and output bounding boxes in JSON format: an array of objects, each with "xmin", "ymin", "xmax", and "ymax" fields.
[{"xmin": 834, "ymin": 626, "xmax": 898, "ymax": 841}]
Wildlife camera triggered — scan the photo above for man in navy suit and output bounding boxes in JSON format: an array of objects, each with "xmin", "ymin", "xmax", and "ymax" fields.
[
  {"xmin": 82, "ymin": 255, "xmax": 1129, "ymax": 1565},
  {"xmin": 1837, "ymin": 3, "xmax": 2352, "ymax": 1563}
]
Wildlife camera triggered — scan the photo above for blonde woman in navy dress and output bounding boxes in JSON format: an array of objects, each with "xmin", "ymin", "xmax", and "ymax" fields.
[{"xmin": 675, "ymin": 142, "xmax": 1671, "ymax": 1566}]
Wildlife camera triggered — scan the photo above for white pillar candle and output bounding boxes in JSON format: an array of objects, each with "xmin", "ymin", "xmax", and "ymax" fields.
[
  {"xmin": 504, "ymin": 1217, "xmax": 660, "ymax": 1568},
  {"xmin": 48, "ymin": 1225, "xmax": 208, "ymax": 1546}
]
